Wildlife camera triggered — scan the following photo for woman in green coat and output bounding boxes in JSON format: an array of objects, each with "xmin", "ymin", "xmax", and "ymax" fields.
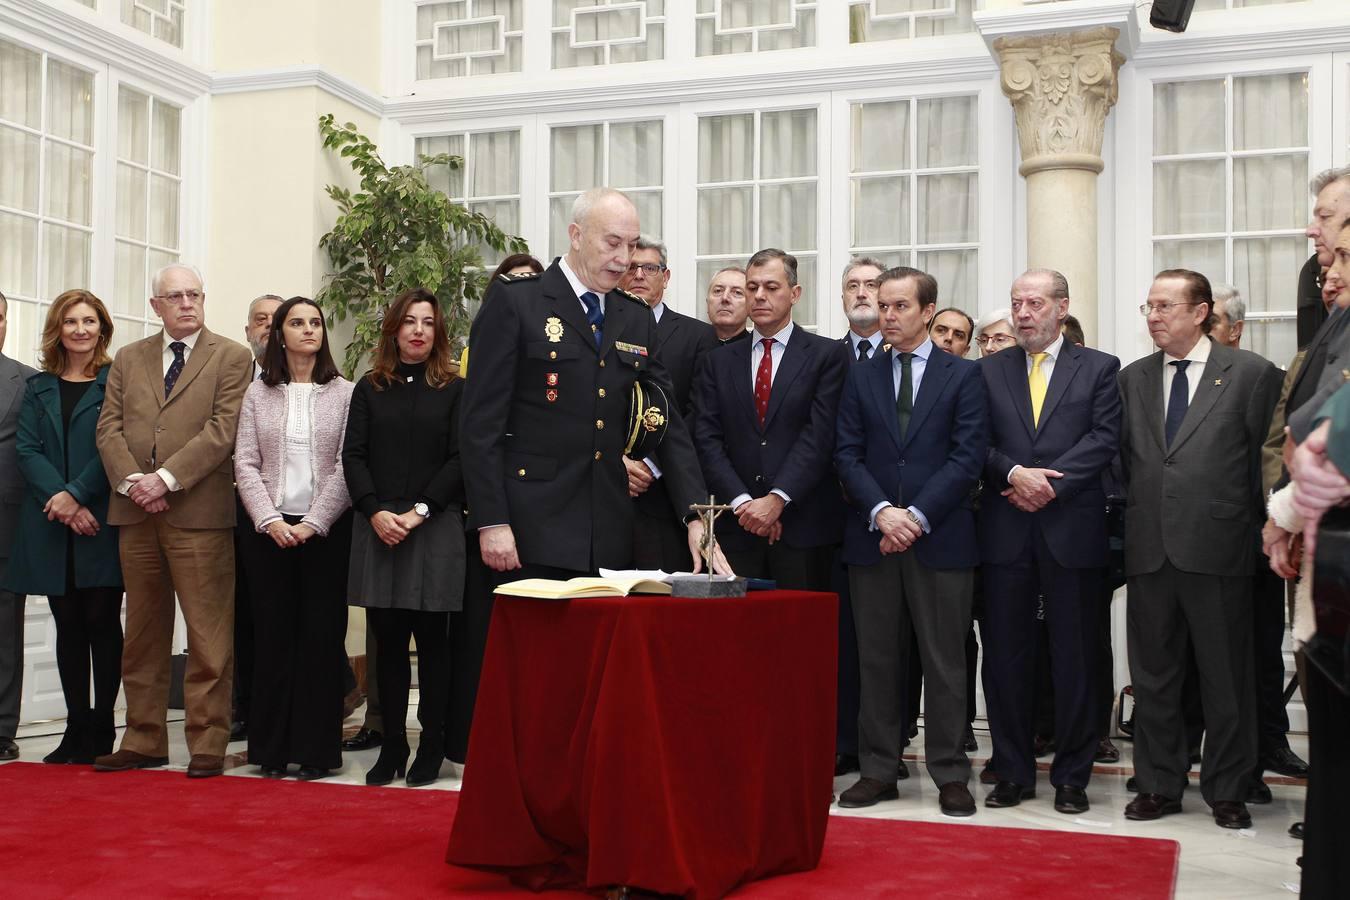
[{"xmin": 4, "ymin": 290, "xmax": 123, "ymax": 764}]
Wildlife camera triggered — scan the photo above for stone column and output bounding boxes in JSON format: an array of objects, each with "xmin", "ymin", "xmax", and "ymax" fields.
[{"xmin": 993, "ymin": 27, "xmax": 1124, "ymax": 343}]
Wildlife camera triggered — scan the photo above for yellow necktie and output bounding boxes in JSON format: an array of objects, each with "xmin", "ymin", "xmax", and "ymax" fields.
[{"xmin": 1029, "ymin": 352, "xmax": 1048, "ymax": 427}]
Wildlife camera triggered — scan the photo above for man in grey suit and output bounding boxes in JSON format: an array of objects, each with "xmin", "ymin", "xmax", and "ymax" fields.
[
  {"xmin": 1119, "ymin": 269, "xmax": 1282, "ymax": 830},
  {"xmin": 0, "ymin": 290, "xmax": 39, "ymax": 759}
]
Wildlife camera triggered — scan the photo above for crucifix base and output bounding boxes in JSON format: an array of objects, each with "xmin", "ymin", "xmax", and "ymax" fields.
[{"xmin": 669, "ymin": 575, "xmax": 747, "ymax": 598}]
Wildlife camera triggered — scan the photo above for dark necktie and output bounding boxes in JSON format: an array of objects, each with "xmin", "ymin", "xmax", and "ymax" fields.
[
  {"xmin": 581, "ymin": 291, "xmax": 604, "ymax": 350},
  {"xmin": 857, "ymin": 340, "xmax": 871, "ymax": 362},
  {"xmin": 754, "ymin": 337, "xmax": 774, "ymax": 425},
  {"xmin": 896, "ymin": 352, "xmax": 914, "ymax": 439},
  {"xmin": 164, "ymin": 341, "xmax": 187, "ymax": 398},
  {"xmin": 1164, "ymin": 359, "xmax": 1190, "ymax": 448}
]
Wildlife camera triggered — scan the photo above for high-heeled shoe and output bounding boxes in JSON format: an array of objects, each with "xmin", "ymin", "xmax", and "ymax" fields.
[
  {"xmin": 406, "ymin": 749, "xmax": 443, "ymax": 787},
  {"xmin": 365, "ymin": 743, "xmax": 409, "ymax": 786}
]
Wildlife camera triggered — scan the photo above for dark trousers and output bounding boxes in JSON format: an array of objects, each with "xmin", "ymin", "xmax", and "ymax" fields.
[
  {"xmin": 1252, "ymin": 568, "xmax": 1292, "ymax": 760},
  {"xmin": 832, "ymin": 551, "xmax": 860, "ymax": 757},
  {"xmin": 48, "ymin": 587, "xmax": 123, "ymax": 753},
  {"xmin": 1301, "ymin": 660, "xmax": 1350, "ymax": 899},
  {"xmin": 905, "ymin": 626, "xmax": 978, "ymax": 738},
  {"xmin": 367, "ymin": 607, "xmax": 450, "ymax": 758},
  {"xmin": 241, "ymin": 512, "xmax": 351, "ymax": 770},
  {"xmin": 724, "ymin": 541, "xmax": 834, "ymax": 592},
  {"xmin": 632, "ymin": 490, "xmax": 691, "ymax": 572},
  {"xmin": 1095, "ymin": 584, "xmax": 1116, "ymax": 739},
  {"xmin": 1127, "ymin": 562, "xmax": 1255, "ymax": 804},
  {"xmin": 232, "ymin": 499, "xmax": 254, "ymax": 726},
  {"xmin": 851, "ymin": 552, "xmax": 973, "ymax": 787},
  {"xmin": 983, "ymin": 530, "xmax": 1102, "ymax": 790},
  {"xmin": 446, "ymin": 528, "xmax": 495, "ymax": 763},
  {"xmin": 0, "ymin": 589, "xmax": 24, "ymax": 739}
]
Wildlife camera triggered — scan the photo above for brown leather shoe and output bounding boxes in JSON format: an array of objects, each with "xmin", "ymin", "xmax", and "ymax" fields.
[
  {"xmin": 979, "ymin": 763, "xmax": 999, "ymax": 785},
  {"xmin": 1094, "ymin": 738, "xmax": 1120, "ymax": 763},
  {"xmin": 938, "ymin": 782, "xmax": 976, "ymax": 817},
  {"xmin": 93, "ymin": 749, "xmax": 169, "ymax": 771},
  {"xmin": 1124, "ymin": 792, "xmax": 1182, "ymax": 820},
  {"xmin": 837, "ymin": 776, "xmax": 899, "ymax": 809},
  {"xmin": 187, "ymin": 754, "xmax": 225, "ymax": 779},
  {"xmin": 1212, "ymin": 800, "xmax": 1252, "ymax": 829}
]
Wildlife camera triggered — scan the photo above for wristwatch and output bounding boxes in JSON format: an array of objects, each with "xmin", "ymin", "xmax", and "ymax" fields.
[{"xmin": 414, "ymin": 502, "xmax": 431, "ymax": 519}]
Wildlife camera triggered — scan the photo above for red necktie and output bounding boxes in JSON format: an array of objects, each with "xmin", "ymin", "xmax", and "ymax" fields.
[{"xmin": 754, "ymin": 337, "xmax": 774, "ymax": 425}]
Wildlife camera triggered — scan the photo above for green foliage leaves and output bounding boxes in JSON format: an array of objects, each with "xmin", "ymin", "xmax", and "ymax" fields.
[{"xmin": 316, "ymin": 113, "xmax": 528, "ymax": 377}]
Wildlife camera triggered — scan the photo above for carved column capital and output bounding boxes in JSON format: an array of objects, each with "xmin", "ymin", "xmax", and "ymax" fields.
[{"xmin": 993, "ymin": 26, "xmax": 1125, "ymax": 176}]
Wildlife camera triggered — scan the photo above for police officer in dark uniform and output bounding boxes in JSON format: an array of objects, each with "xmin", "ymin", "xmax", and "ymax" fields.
[{"xmin": 460, "ymin": 187, "xmax": 729, "ymax": 578}]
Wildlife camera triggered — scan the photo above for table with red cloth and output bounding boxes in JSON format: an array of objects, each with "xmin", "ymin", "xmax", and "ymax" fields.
[{"xmin": 445, "ymin": 589, "xmax": 838, "ymax": 899}]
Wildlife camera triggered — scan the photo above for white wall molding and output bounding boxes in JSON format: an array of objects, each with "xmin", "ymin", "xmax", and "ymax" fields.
[
  {"xmin": 0, "ymin": 0, "xmax": 210, "ymax": 99},
  {"xmin": 974, "ymin": 0, "xmax": 1140, "ymax": 59},
  {"xmin": 211, "ymin": 65, "xmax": 385, "ymax": 118},
  {"xmin": 384, "ymin": 51, "xmax": 999, "ymax": 124},
  {"xmin": 1133, "ymin": 21, "xmax": 1350, "ymax": 67}
]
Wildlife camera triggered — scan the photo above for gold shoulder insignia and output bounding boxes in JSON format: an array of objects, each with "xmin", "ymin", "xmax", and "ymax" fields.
[
  {"xmin": 498, "ymin": 271, "xmax": 541, "ymax": 283},
  {"xmin": 617, "ymin": 288, "xmax": 647, "ymax": 306}
]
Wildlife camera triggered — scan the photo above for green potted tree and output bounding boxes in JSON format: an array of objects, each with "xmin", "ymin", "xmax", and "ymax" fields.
[{"xmin": 316, "ymin": 113, "xmax": 528, "ymax": 377}]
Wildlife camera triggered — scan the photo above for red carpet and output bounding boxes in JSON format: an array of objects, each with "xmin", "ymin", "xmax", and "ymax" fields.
[{"xmin": 1, "ymin": 762, "xmax": 1178, "ymax": 898}]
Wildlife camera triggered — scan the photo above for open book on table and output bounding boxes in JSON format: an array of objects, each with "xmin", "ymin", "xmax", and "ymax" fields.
[{"xmin": 496, "ymin": 569, "xmax": 738, "ymax": 600}]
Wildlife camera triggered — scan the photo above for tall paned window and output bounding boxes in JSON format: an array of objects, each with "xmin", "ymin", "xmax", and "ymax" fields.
[
  {"xmin": 114, "ymin": 88, "xmax": 181, "ymax": 352},
  {"xmin": 416, "ymin": 0, "xmax": 523, "ymax": 78},
  {"xmin": 847, "ymin": 1, "xmax": 976, "ymax": 42},
  {"xmin": 0, "ymin": 38, "xmax": 95, "ymax": 361},
  {"xmin": 549, "ymin": 121, "xmax": 662, "ymax": 259},
  {"xmin": 121, "ymin": 0, "xmax": 187, "ymax": 49},
  {"xmin": 1152, "ymin": 72, "xmax": 1308, "ymax": 365},
  {"xmin": 849, "ymin": 96, "xmax": 979, "ymax": 307},
  {"xmin": 417, "ymin": 129, "xmax": 522, "ymax": 266},
  {"xmin": 697, "ymin": 108, "xmax": 818, "ymax": 327},
  {"xmin": 553, "ymin": 1, "xmax": 665, "ymax": 69},
  {"xmin": 695, "ymin": 0, "xmax": 816, "ymax": 56}
]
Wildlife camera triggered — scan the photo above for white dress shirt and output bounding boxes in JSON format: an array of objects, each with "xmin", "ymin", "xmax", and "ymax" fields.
[
  {"xmin": 1163, "ymin": 334, "xmax": 1212, "ymax": 414},
  {"xmin": 116, "ymin": 328, "xmax": 203, "ymax": 496},
  {"xmin": 848, "ymin": 330, "xmax": 883, "ymax": 362},
  {"xmin": 650, "ymin": 301, "xmax": 665, "ymax": 323},
  {"xmin": 731, "ymin": 321, "xmax": 797, "ymax": 512},
  {"xmin": 559, "ymin": 255, "xmax": 604, "ymax": 317},
  {"xmin": 869, "ymin": 338, "xmax": 936, "ymax": 534}
]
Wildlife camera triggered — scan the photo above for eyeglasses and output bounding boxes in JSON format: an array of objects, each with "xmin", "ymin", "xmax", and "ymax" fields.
[
  {"xmin": 976, "ymin": 333, "xmax": 1016, "ymax": 348},
  {"xmin": 626, "ymin": 263, "xmax": 667, "ymax": 276},
  {"xmin": 1138, "ymin": 302, "xmax": 1198, "ymax": 316},
  {"xmin": 156, "ymin": 290, "xmax": 204, "ymax": 304}
]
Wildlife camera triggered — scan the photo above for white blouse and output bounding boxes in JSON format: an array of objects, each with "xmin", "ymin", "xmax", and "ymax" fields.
[{"xmin": 279, "ymin": 382, "xmax": 315, "ymax": 515}]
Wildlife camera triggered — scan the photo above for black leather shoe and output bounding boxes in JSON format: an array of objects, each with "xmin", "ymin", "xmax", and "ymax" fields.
[
  {"xmin": 1053, "ymin": 785, "xmax": 1089, "ymax": 814},
  {"xmin": 985, "ymin": 781, "xmax": 1035, "ymax": 808},
  {"xmin": 834, "ymin": 753, "xmax": 860, "ymax": 776},
  {"xmin": 1126, "ymin": 775, "xmax": 1139, "ymax": 793},
  {"xmin": 1033, "ymin": 735, "xmax": 1055, "ymax": 758},
  {"xmin": 1212, "ymin": 800, "xmax": 1252, "ymax": 830},
  {"xmin": 366, "ymin": 743, "xmax": 409, "ymax": 786},
  {"xmin": 1124, "ymin": 793, "xmax": 1182, "ymax": 820},
  {"xmin": 259, "ymin": 765, "xmax": 287, "ymax": 779},
  {"xmin": 296, "ymin": 766, "xmax": 333, "ymax": 782},
  {"xmin": 1189, "ymin": 746, "xmax": 1202, "ymax": 765},
  {"xmin": 343, "ymin": 728, "xmax": 382, "ymax": 752},
  {"xmin": 939, "ymin": 782, "xmax": 976, "ymax": 817},
  {"xmin": 1094, "ymin": 738, "xmax": 1120, "ymax": 763},
  {"xmin": 1289, "ymin": 821, "xmax": 1304, "ymax": 840},
  {"xmin": 1246, "ymin": 777, "xmax": 1273, "ymax": 805},
  {"xmin": 406, "ymin": 751, "xmax": 442, "ymax": 787},
  {"xmin": 961, "ymin": 725, "xmax": 978, "ymax": 753},
  {"xmin": 838, "ymin": 776, "xmax": 900, "ymax": 809},
  {"xmin": 897, "ymin": 759, "xmax": 910, "ymax": 781},
  {"xmin": 229, "ymin": 720, "xmax": 248, "ymax": 742},
  {"xmin": 0, "ymin": 736, "xmax": 18, "ymax": 760},
  {"xmin": 1261, "ymin": 747, "xmax": 1310, "ymax": 779},
  {"xmin": 979, "ymin": 763, "xmax": 999, "ymax": 785}
]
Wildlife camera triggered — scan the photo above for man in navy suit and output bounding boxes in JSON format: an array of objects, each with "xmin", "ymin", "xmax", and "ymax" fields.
[
  {"xmin": 834, "ymin": 266, "xmax": 989, "ymax": 816},
  {"xmin": 977, "ymin": 269, "xmax": 1122, "ymax": 815},
  {"xmin": 692, "ymin": 249, "xmax": 847, "ymax": 589}
]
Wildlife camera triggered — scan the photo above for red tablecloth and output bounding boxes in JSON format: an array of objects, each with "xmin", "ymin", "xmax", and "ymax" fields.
[{"xmin": 445, "ymin": 590, "xmax": 837, "ymax": 899}]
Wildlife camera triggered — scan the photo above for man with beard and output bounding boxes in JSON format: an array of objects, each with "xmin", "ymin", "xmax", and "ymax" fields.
[{"xmin": 840, "ymin": 257, "xmax": 886, "ymax": 363}]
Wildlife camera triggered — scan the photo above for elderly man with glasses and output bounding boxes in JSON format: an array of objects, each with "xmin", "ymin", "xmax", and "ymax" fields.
[{"xmin": 94, "ymin": 263, "xmax": 253, "ymax": 779}]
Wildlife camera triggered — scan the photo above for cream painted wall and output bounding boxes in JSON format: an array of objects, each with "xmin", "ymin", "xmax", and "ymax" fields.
[
  {"xmin": 206, "ymin": 89, "xmax": 378, "ymax": 343},
  {"xmin": 211, "ymin": 0, "xmax": 382, "ymax": 94}
]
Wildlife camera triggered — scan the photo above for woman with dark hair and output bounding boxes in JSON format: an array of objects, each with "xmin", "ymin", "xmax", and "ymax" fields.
[
  {"xmin": 488, "ymin": 254, "xmax": 544, "ymax": 284},
  {"xmin": 344, "ymin": 287, "xmax": 465, "ymax": 787},
  {"xmin": 234, "ymin": 296, "xmax": 354, "ymax": 780},
  {"xmin": 5, "ymin": 290, "xmax": 122, "ymax": 764}
]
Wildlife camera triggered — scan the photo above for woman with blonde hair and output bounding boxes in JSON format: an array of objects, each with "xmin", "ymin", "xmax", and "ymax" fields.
[
  {"xmin": 344, "ymin": 288, "xmax": 465, "ymax": 787},
  {"xmin": 4, "ymin": 291, "xmax": 122, "ymax": 764}
]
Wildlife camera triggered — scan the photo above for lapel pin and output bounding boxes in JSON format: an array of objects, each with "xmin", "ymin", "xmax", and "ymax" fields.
[{"xmin": 1213, "ymin": 379, "xmax": 1222, "ymax": 386}]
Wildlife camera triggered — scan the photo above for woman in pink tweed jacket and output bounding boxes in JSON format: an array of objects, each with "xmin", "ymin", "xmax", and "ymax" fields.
[{"xmin": 233, "ymin": 296, "xmax": 355, "ymax": 781}]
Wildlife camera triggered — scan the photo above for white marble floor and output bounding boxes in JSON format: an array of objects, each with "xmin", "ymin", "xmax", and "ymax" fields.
[{"xmin": 6, "ymin": 708, "xmax": 1307, "ymax": 898}]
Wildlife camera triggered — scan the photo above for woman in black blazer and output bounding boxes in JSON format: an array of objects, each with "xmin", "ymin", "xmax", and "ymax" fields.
[{"xmin": 344, "ymin": 288, "xmax": 465, "ymax": 787}]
